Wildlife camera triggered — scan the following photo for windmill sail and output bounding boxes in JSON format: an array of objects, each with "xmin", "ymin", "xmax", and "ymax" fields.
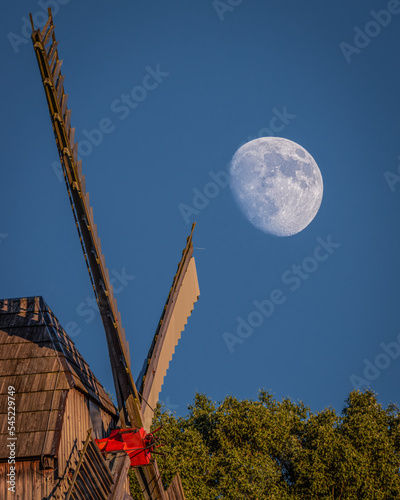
[
  {"xmin": 137, "ymin": 224, "xmax": 200, "ymax": 430},
  {"xmin": 30, "ymin": 9, "xmax": 197, "ymax": 499},
  {"xmin": 29, "ymin": 8, "xmax": 140, "ymax": 428}
]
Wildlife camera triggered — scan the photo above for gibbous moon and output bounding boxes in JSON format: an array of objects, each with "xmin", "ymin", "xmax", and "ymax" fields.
[{"xmin": 230, "ymin": 137, "xmax": 323, "ymax": 237}]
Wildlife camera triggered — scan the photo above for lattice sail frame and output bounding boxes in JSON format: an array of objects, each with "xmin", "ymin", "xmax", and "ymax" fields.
[
  {"xmin": 30, "ymin": 9, "xmax": 198, "ymax": 500},
  {"xmin": 29, "ymin": 10, "xmax": 140, "ymax": 428}
]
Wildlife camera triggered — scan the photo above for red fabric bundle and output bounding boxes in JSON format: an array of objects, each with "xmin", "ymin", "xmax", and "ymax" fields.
[{"xmin": 96, "ymin": 427, "xmax": 153, "ymax": 467}]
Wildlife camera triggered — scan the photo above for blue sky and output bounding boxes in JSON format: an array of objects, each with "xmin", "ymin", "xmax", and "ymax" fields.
[{"xmin": 1, "ymin": 0, "xmax": 400, "ymax": 417}]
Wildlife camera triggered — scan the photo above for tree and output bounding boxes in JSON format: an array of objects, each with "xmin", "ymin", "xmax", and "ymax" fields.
[{"xmin": 129, "ymin": 389, "xmax": 400, "ymax": 499}]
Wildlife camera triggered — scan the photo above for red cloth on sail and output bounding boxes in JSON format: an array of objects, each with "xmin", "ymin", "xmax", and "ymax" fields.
[{"xmin": 95, "ymin": 427, "xmax": 152, "ymax": 467}]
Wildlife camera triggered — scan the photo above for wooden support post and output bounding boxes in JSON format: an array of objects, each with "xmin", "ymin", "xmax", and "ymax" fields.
[{"xmin": 65, "ymin": 428, "xmax": 92, "ymax": 500}]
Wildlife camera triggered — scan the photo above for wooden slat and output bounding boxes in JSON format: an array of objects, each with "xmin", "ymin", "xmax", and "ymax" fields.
[
  {"xmin": 47, "ymin": 40, "xmax": 58, "ymax": 61},
  {"xmin": 0, "ymin": 356, "xmax": 61, "ymax": 376},
  {"xmin": 125, "ymin": 338, "xmax": 131, "ymax": 366},
  {"xmin": 61, "ymin": 93, "xmax": 68, "ymax": 117},
  {"xmin": 108, "ymin": 283, "xmax": 114, "ymax": 303},
  {"xmin": 77, "ymin": 159, "xmax": 83, "ymax": 180},
  {"xmin": 117, "ymin": 312, "xmax": 122, "ymax": 331},
  {"xmin": 42, "ymin": 19, "xmax": 54, "ymax": 47},
  {"xmin": 89, "ymin": 206, "xmax": 94, "ymax": 228},
  {"xmin": 80, "ymin": 457, "xmax": 110, "ymax": 499},
  {"xmin": 52, "ymin": 59, "xmax": 63, "ymax": 82},
  {"xmin": 0, "ymin": 408, "xmax": 61, "ymax": 434},
  {"xmin": 40, "ymin": 16, "xmax": 52, "ymax": 41},
  {"xmin": 73, "ymin": 141, "xmax": 78, "ymax": 163},
  {"xmin": 0, "ymin": 372, "xmax": 70, "ymax": 394},
  {"xmin": 0, "ymin": 390, "xmax": 64, "ymax": 414},
  {"xmin": 65, "ymin": 428, "xmax": 93, "ymax": 500},
  {"xmin": 89, "ymin": 443, "xmax": 114, "ymax": 488},
  {"xmin": 65, "ymin": 108, "xmax": 71, "ymax": 130},
  {"xmin": 42, "ymin": 23, "xmax": 54, "ymax": 47},
  {"xmin": 105, "ymin": 269, "xmax": 111, "ymax": 290},
  {"xmin": 0, "ymin": 341, "xmax": 57, "ymax": 359},
  {"xmin": 49, "ymin": 54, "xmax": 57, "ymax": 74},
  {"xmin": 89, "ymin": 442, "xmax": 114, "ymax": 484},
  {"xmin": 69, "ymin": 126, "xmax": 75, "ymax": 145},
  {"xmin": 0, "ymin": 430, "xmax": 56, "ymax": 458},
  {"xmin": 56, "ymin": 74, "xmax": 65, "ymax": 99},
  {"xmin": 112, "ymin": 298, "xmax": 118, "ymax": 318},
  {"xmin": 81, "ymin": 174, "xmax": 86, "ymax": 196},
  {"xmin": 108, "ymin": 454, "xmax": 130, "ymax": 500}
]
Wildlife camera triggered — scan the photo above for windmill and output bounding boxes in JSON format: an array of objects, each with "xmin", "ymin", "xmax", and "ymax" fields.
[{"xmin": 29, "ymin": 8, "xmax": 200, "ymax": 500}]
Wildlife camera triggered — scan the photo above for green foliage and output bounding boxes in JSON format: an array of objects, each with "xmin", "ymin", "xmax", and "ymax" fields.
[{"xmin": 129, "ymin": 390, "xmax": 400, "ymax": 499}]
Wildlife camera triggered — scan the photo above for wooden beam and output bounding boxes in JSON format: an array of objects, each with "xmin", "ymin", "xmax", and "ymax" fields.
[{"xmin": 65, "ymin": 428, "xmax": 92, "ymax": 500}]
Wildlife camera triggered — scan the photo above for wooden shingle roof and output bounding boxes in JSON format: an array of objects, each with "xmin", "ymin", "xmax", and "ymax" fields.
[{"xmin": 0, "ymin": 296, "xmax": 117, "ymax": 460}]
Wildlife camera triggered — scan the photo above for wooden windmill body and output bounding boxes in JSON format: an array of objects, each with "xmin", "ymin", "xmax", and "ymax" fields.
[
  {"xmin": 0, "ymin": 296, "xmax": 132, "ymax": 499},
  {"xmin": 5, "ymin": 8, "xmax": 200, "ymax": 499}
]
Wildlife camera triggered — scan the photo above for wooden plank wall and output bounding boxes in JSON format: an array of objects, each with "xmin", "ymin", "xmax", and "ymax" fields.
[
  {"xmin": 0, "ymin": 460, "xmax": 54, "ymax": 500},
  {"xmin": 0, "ymin": 389, "xmax": 122, "ymax": 499},
  {"xmin": 57, "ymin": 389, "xmax": 116, "ymax": 497}
]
